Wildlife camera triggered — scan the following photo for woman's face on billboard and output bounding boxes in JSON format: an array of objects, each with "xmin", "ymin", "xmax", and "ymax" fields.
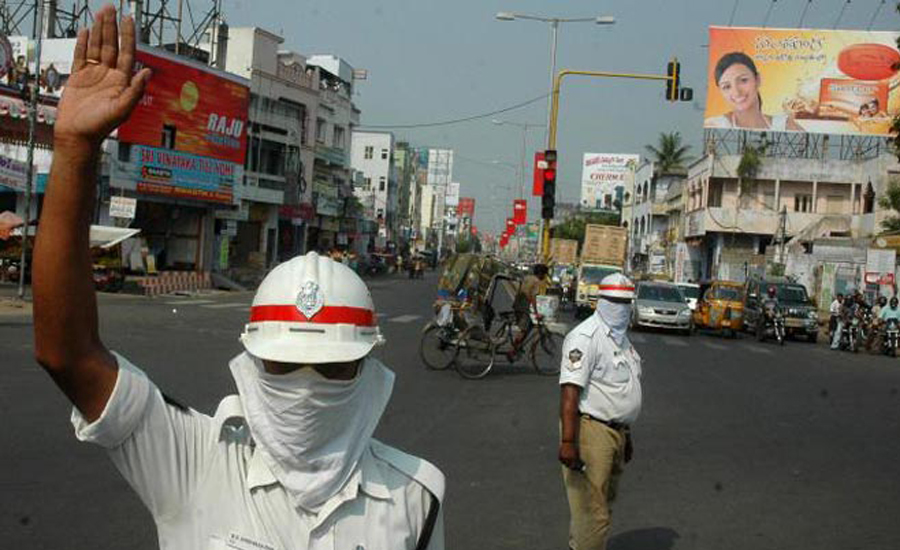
[{"xmin": 717, "ymin": 63, "xmax": 760, "ymax": 113}]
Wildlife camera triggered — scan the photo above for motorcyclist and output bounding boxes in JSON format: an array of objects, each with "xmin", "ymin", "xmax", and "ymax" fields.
[
  {"xmin": 831, "ymin": 290, "xmax": 858, "ymax": 350},
  {"xmin": 761, "ymin": 286, "xmax": 780, "ymax": 324},
  {"xmin": 867, "ymin": 296, "xmax": 888, "ymax": 351},
  {"xmin": 879, "ymin": 298, "xmax": 900, "ymax": 354}
]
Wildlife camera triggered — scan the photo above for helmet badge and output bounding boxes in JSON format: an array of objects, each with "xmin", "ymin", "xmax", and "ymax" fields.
[{"xmin": 296, "ymin": 280, "xmax": 325, "ymax": 319}]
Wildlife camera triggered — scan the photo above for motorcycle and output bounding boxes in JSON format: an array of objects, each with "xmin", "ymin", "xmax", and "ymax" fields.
[
  {"xmin": 839, "ymin": 316, "xmax": 861, "ymax": 353},
  {"xmin": 756, "ymin": 307, "xmax": 786, "ymax": 345},
  {"xmin": 882, "ymin": 319, "xmax": 899, "ymax": 357}
]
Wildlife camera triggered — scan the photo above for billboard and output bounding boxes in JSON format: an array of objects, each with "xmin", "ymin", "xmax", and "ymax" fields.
[
  {"xmin": 444, "ymin": 182, "xmax": 460, "ymax": 206},
  {"xmin": 458, "ymin": 197, "xmax": 476, "ymax": 216},
  {"xmin": 580, "ymin": 153, "xmax": 639, "ymax": 210},
  {"xmin": 118, "ymin": 48, "xmax": 250, "ymax": 165},
  {"xmin": 513, "ymin": 199, "xmax": 527, "ymax": 224},
  {"xmin": 705, "ymin": 27, "xmax": 900, "ymax": 136},
  {"xmin": 110, "ymin": 144, "xmax": 242, "ymax": 205}
]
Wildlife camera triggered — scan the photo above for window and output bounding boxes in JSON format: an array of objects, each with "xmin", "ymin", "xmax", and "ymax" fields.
[
  {"xmin": 379, "ymin": 176, "xmax": 386, "ymax": 191},
  {"xmin": 763, "ymin": 191, "xmax": 775, "ymax": 210},
  {"xmin": 364, "ymin": 177, "xmax": 372, "ymax": 191},
  {"xmin": 381, "ymin": 148, "xmax": 389, "ymax": 160},
  {"xmin": 316, "ymin": 118, "xmax": 326, "ymax": 142},
  {"xmin": 161, "ymin": 124, "xmax": 177, "ymax": 149},
  {"xmin": 708, "ymin": 181, "xmax": 723, "ymax": 208},
  {"xmin": 364, "ymin": 146, "xmax": 374, "ymax": 160},
  {"xmin": 794, "ymin": 194, "xmax": 812, "ymax": 213},
  {"xmin": 333, "ymin": 126, "xmax": 344, "ymax": 149}
]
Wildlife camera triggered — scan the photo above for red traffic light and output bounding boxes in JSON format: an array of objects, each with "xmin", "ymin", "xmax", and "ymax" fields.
[{"xmin": 543, "ymin": 168, "xmax": 556, "ymax": 180}]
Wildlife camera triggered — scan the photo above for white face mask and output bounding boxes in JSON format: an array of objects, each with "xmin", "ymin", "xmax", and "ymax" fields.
[
  {"xmin": 229, "ymin": 352, "xmax": 394, "ymax": 512},
  {"xmin": 596, "ymin": 299, "xmax": 633, "ymax": 346}
]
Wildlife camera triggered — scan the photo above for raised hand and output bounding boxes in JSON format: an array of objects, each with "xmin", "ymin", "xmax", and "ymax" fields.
[{"xmin": 54, "ymin": 4, "xmax": 151, "ymax": 146}]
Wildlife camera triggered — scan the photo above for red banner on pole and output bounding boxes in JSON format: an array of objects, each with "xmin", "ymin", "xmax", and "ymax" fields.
[
  {"xmin": 513, "ymin": 199, "xmax": 527, "ymax": 224},
  {"xmin": 506, "ymin": 218, "xmax": 516, "ymax": 234},
  {"xmin": 533, "ymin": 151, "xmax": 545, "ymax": 196}
]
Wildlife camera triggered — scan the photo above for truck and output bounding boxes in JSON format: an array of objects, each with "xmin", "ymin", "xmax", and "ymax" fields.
[
  {"xmin": 548, "ymin": 238, "xmax": 579, "ymax": 307},
  {"xmin": 575, "ymin": 224, "xmax": 628, "ymax": 319}
]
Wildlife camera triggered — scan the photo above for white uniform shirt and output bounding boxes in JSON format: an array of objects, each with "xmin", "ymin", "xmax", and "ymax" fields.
[
  {"xmin": 830, "ymin": 299, "xmax": 842, "ymax": 316},
  {"xmin": 558, "ymin": 313, "xmax": 643, "ymax": 425},
  {"xmin": 71, "ymin": 353, "xmax": 445, "ymax": 550}
]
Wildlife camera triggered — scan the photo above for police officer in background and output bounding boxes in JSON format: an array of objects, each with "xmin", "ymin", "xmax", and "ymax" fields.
[
  {"xmin": 31, "ymin": 8, "xmax": 443, "ymax": 549},
  {"xmin": 558, "ymin": 273, "xmax": 642, "ymax": 550}
]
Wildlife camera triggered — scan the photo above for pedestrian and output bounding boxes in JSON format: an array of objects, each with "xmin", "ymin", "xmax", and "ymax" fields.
[
  {"xmin": 31, "ymin": 8, "xmax": 444, "ymax": 550},
  {"xmin": 829, "ymin": 293, "xmax": 844, "ymax": 338},
  {"xmin": 558, "ymin": 273, "xmax": 642, "ymax": 550}
]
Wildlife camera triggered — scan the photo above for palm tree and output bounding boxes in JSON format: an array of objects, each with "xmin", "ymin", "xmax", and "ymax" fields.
[{"xmin": 644, "ymin": 132, "xmax": 693, "ymax": 174}]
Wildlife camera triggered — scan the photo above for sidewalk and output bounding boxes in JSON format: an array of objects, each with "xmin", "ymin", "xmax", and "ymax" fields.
[{"xmin": 0, "ymin": 283, "xmax": 32, "ymax": 316}]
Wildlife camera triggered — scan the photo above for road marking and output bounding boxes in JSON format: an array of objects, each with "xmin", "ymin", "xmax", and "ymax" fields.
[
  {"xmin": 703, "ymin": 341, "xmax": 728, "ymax": 351},
  {"xmin": 201, "ymin": 303, "xmax": 250, "ymax": 310},
  {"xmin": 661, "ymin": 336, "xmax": 689, "ymax": 347},
  {"xmin": 743, "ymin": 344, "xmax": 774, "ymax": 354},
  {"xmin": 388, "ymin": 314, "xmax": 422, "ymax": 323},
  {"xmin": 164, "ymin": 300, "xmax": 214, "ymax": 305}
]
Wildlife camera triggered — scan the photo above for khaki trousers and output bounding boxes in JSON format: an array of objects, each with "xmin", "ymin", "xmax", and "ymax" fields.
[{"xmin": 561, "ymin": 416, "xmax": 626, "ymax": 550}]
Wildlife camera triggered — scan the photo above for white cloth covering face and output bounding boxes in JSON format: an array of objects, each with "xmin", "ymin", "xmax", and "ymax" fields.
[
  {"xmin": 229, "ymin": 351, "xmax": 395, "ymax": 512},
  {"xmin": 596, "ymin": 298, "xmax": 632, "ymax": 347}
]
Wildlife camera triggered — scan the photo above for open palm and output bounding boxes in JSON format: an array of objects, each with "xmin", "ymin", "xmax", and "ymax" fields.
[{"xmin": 55, "ymin": 5, "xmax": 150, "ymax": 144}]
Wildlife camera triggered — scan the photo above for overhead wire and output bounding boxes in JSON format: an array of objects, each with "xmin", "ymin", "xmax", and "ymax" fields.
[
  {"xmin": 762, "ymin": 0, "xmax": 777, "ymax": 27},
  {"xmin": 728, "ymin": 0, "xmax": 741, "ymax": 26},
  {"xmin": 357, "ymin": 94, "xmax": 548, "ymax": 130},
  {"xmin": 833, "ymin": 0, "xmax": 851, "ymax": 29},
  {"xmin": 867, "ymin": 0, "xmax": 887, "ymax": 30},
  {"xmin": 798, "ymin": 0, "xmax": 814, "ymax": 28}
]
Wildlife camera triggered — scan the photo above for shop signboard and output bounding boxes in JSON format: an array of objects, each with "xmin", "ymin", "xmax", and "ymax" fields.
[
  {"xmin": 111, "ymin": 144, "xmax": 241, "ymax": 204},
  {"xmin": 0, "ymin": 154, "xmax": 27, "ymax": 191},
  {"xmin": 513, "ymin": 199, "xmax": 527, "ymax": 225},
  {"xmin": 458, "ymin": 197, "xmax": 476, "ymax": 216},
  {"xmin": 705, "ymin": 27, "xmax": 900, "ymax": 136},
  {"xmin": 866, "ymin": 248, "xmax": 896, "ymax": 285},
  {"xmin": 118, "ymin": 47, "xmax": 250, "ymax": 165},
  {"xmin": 109, "ymin": 196, "xmax": 137, "ymax": 219}
]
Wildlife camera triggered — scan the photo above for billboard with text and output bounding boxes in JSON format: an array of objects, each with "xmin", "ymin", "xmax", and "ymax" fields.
[
  {"xmin": 705, "ymin": 26, "xmax": 900, "ymax": 136},
  {"xmin": 580, "ymin": 153, "xmax": 639, "ymax": 210},
  {"xmin": 118, "ymin": 47, "xmax": 250, "ymax": 164}
]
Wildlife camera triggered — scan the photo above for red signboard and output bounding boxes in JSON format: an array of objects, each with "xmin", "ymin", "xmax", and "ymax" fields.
[
  {"xmin": 506, "ymin": 218, "xmax": 516, "ymax": 234},
  {"xmin": 533, "ymin": 151, "xmax": 545, "ymax": 196},
  {"xmin": 513, "ymin": 199, "xmax": 527, "ymax": 225},
  {"xmin": 458, "ymin": 197, "xmax": 476, "ymax": 216},
  {"xmin": 118, "ymin": 48, "xmax": 250, "ymax": 165}
]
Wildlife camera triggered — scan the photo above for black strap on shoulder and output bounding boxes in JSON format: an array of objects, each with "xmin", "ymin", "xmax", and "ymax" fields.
[{"xmin": 415, "ymin": 493, "xmax": 440, "ymax": 550}]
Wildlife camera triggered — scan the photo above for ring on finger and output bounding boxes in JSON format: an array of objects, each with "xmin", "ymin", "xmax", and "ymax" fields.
[{"xmin": 86, "ymin": 58, "xmax": 101, "ymax": 65}]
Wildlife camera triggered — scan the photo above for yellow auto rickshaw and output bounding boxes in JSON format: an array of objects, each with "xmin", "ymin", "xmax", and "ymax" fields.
[{"xmin": 693, "ymin": 280, "xmax": 745, "ymax": 337}]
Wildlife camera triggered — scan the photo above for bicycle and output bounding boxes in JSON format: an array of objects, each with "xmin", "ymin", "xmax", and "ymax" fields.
[
  {"xmin": 419, "ymin": 301, "xmax": 470, "ymax": 370},
  {"xmin": 454, "ymin": 310, "xmax": 563, "ymax": 379}
]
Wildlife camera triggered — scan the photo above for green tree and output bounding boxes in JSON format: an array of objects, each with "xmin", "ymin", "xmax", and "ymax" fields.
[
  {"xmin": 644, "ymin": 131, "xmax": 693, "ymax": 174},
  {"xmin": 879, "ymin": 177, "xmax": 900, "ymax": 233}
]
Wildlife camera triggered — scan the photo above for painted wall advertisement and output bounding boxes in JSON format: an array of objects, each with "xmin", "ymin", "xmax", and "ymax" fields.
[
  {"xmin": 705, "ymin": 26, "xmax": 900, "ymax": 136},
  {"xmin": 580, "ymin": 153, "xmax": 639, "ymax": 210},
  {"xmin": 110, "ymin": 47, "xmax": 250, "ymax": 203}
]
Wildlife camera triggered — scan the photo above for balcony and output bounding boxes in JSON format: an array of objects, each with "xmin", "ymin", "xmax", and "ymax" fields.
[
  {"xmin": 684, "ymin": 207, "xmax": 829, "ymax": 238},
  {"xmin": 315, "ymin": 144, "xmax": 347, "ymax": 167}
]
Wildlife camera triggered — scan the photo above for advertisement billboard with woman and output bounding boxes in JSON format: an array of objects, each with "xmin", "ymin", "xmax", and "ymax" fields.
[{"xmin": 704, "ymin": 26, "xmax": 900, "ymax": 136}]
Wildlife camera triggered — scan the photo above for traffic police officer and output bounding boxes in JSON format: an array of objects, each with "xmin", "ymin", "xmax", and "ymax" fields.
[
  {"xmin": 32, "ymin": 8, "xmax": 444, "ymax": 550},
  {"xmin": 558, "ymin": 273, "xmax": 642, "ymax": 550}
]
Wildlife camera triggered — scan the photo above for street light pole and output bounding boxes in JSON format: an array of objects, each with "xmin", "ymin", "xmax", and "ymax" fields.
[{"xmin": 546, "ymin": 20, "xmax": 559, "ymax": 144}]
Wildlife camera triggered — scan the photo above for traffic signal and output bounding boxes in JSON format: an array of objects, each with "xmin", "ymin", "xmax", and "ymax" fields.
[
  {"xmin": 541, "ymin": 149, "xmax": 557, "ymax": 220},
  {"xmin": 666, "ymin": 59, "xmax": 680, "ymax": 102}
]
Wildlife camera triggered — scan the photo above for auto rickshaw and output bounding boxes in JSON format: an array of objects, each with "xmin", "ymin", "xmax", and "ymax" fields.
[{"xmin": 692, "ymin": 280, "xmax": 745, "ymax": 337}]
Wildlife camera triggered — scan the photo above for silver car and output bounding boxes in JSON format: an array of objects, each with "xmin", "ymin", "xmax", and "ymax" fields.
[{"xmin": 632, "ymin": 282, "xmax": 693, "ymax": 334}]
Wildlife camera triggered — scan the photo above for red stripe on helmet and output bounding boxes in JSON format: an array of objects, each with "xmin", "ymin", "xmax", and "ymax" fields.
[
  {"xmin": 598, "ymin": 285, "xmax": 635, "ymax": 292},
  {"xmin": 250, "ymin": 305, "xmax": 377, "ymax": 326}
]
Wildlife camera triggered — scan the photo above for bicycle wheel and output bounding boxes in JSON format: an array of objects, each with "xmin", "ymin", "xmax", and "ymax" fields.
[
  {"xmin": 455, "ymin": 325, "xmax": 496, "ymax": 379},
  {"xmin": 530, "ymin": 329, "xmax": 563, "ymax": 376},
  {"xmin": 419, "ymin": 323, "xmax": 457, "ymax": 370}
]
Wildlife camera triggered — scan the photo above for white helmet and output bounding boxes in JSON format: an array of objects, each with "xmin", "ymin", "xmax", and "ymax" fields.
[
  {"xmin": 240, "ymin": 252, "xmax": 382, "ymax": 364},
  {"xmin": 597, "ymin": 272, "xmax": 635, "ymax": 301}
]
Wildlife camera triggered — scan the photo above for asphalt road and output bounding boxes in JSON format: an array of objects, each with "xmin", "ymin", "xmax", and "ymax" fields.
[{"xmin": 2, "ymin": 274, "xmax": 900, "ymax": 550}]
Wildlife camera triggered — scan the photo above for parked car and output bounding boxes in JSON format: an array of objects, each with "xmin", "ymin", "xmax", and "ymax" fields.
[
  {"xmin": 743, "ymin": 278, "xmax": 819, "ymax": 342},
  {"xmin": 676, "ymin": 282, "xmax": 701, "ymax": 311},
  {"xmin": 693, "ymin": 280, "xmax": 745, "ymax": 337},
  {"xmin": 632, "ymin": 281, "xmax": 693, "ymax": 334}
]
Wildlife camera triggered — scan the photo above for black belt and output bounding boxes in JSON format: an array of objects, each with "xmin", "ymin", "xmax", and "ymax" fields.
[{"xmin": 582, "ymin": 413, "xmax": 629, "ymax": 432}]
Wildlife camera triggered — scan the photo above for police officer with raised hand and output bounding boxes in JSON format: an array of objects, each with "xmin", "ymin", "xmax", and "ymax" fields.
[
  {"xmin": 558, "ymin": 273, "xmax": 642, "ymax": 550},
  {"xmin": 32, "ymin": 7, "xmax": 444, "ymax": 549}
]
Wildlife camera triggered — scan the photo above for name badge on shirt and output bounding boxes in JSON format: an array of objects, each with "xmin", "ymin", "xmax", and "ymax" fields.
[{"xmin": 208, "ymin": 533, "xmax": 278, "ymax": 550}]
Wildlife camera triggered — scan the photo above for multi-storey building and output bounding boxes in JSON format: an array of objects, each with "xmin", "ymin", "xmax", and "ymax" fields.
[{"xmin": 350, "ymin": 131, "xmax": 396, "ymax": 244}]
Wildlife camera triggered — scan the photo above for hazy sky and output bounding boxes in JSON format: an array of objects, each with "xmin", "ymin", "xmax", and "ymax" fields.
[{"xmin": 223, "ymin": 0, "xmax": 897, "ymax": 234}]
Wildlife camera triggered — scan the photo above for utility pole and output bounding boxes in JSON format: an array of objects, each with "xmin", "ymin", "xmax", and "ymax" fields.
[
  {"xmin": 778, "ymin": 205, "xmax": 788, "ymax": 266},
  {"xmin": 17, "ymin": 0, "xmax": 44, "ymax": 299}
]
